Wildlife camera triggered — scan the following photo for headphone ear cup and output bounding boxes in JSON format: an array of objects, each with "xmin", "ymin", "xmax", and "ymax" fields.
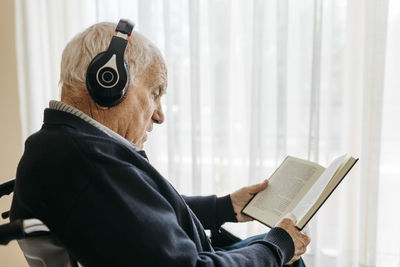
[
  {"xmin": 115, "ymin": 60, "xmax": 131, "ymax": 104},
  {"xmin": 86, "ymin": 52, "xmax": 130, "ymax": 107}
]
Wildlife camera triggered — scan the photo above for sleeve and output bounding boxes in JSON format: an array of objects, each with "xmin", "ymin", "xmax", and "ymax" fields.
[
  {"xmin": 182, "ymin": 195, "xmax": 237, "ymax": 230},
  {"xmin": 56, "ymin": 166, "xmax": 294, "ymax": 267}
]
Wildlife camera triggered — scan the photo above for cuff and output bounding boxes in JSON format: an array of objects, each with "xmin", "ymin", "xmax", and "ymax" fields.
[
  {"xmin": 215, "ymin": 195, "xmax": 237, "ymax": 228},
  {"xmin": 249, "ymin": 227, "xmax": 294, "ymax": 265}
]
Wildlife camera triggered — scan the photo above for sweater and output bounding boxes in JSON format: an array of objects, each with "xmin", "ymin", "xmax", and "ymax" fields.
[{"xmin": 10, "ymin": 103, "xmax": 294, "ymax": 266}]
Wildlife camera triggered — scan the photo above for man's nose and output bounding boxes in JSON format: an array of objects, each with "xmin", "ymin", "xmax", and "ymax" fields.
[{"xmin": 152, "ymin": 104, "xmax": 165, "ymax": 124}]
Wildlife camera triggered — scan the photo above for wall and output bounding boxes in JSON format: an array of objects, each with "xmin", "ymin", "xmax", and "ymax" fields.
[{"xmin": 0, "ymin": 0, "xmax": 27, "ymax": 266}]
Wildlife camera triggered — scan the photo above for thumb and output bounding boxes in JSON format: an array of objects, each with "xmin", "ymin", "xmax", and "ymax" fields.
[
  {"xmin": 247, "ymin": 179, "xmax": 269, "ymax": 194},
  {"xmin": 284, "ymin": 213, "xmax": 298, "ymax": 224}
]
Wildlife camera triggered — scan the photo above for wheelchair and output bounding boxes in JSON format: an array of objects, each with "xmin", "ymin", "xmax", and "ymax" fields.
[
  {"xmin": 0, "ymin": 179, "xmax": 82, "ymax": 267},
  {"xmin": 0, "ymin": 179, "xmax": 240, "ymax": 267}
]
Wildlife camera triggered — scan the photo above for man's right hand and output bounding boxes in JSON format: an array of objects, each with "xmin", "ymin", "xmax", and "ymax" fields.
[{"xmin": 275, "ymin": 213, "xmax": 311, "ymax": 265}]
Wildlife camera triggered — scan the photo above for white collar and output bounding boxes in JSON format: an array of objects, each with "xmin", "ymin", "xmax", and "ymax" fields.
[{"xmin": 49, "ymin": 100, "xmax": 139, "ymax": 151}]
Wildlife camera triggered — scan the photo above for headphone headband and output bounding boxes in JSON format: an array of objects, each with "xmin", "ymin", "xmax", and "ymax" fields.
[
  {"xmin": 86, "ymin": 19, "xmax": 135, "ymax": 107},
  {"xmin": 116, "ymin": 19, "xmax": 134, "ymax": 35}
]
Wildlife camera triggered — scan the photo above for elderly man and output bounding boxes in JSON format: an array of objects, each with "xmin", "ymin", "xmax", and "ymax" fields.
[{"xmin": 10, "ymin": 20, "xmax": 309, "ymax": 266}]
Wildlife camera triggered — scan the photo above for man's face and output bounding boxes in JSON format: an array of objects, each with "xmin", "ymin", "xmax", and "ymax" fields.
[{"xmin": 122, "ymin": 56, "xmax": 167, "ymax": 149}]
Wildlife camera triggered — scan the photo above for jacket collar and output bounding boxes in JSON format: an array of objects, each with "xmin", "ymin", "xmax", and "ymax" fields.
[{"xmin": 44, "ymin": 100, "xmax": 148, "ymax": 159}]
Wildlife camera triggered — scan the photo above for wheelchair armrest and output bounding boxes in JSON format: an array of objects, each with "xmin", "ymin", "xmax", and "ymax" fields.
[
  {"xmin": 0, "ymin": 219, "xmax": 24, "ymax": 245},
  {"xmin": 2, "ymin": 210, "xmax": 10, "ymax": 219},
  {"xmin": 0, "ymin": 218, "xmax": 50, "ymax": 245},
  {"xmin": 0, "ymin": 179, "xmax": 15, "ymax": 199},
  {"xmin": 210, "ymin": 226, "xmax": 242, "ymax": 247}
]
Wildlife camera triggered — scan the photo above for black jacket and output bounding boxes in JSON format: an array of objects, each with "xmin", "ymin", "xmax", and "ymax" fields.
[{"xmin": 11, "ymin": 108, "xmax": 294, "ymax": 266}]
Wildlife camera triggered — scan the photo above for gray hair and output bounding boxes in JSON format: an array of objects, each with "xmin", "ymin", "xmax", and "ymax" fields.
[{"xmin": 60, "ymin": 22, "xmax": 158, "ymax": 89}]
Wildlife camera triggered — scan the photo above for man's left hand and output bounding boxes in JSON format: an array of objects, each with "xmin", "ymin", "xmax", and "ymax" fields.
[{"xmin": 230, "ymin": 179, "xmax": 269, "ymax": 222}]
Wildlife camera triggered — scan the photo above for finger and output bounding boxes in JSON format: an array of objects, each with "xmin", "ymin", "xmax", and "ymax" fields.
[
  {"xmin": 294, "ymin": 239, "xmax": 306, "ymax": 253},
  {"xmin": 286, "ymin": 259, "xmax": 295, "ymax": 265},
  {"xmin": 247, "ymin": 179, "xmax": 269, "ymax": 194},
  {"xmin": 297, "ymin": 242, "xmax": 307, "ymax": 255},
  {"xmin": 286, "ymin": 256, "xmax": 300, "ymax": 265},
  {"xmin": 297, "ymin": 241, "xmax": 307, "ymax": 256},
  {"xmin": 301, "ymin": 233, "xmax": 311, "ymax": 246},
  {"xmin": 293, "ymin": 249, "xmax": 304, "ymax": 260},
  {"xmin": 296, "ymin": 250, "xmax": 305, "ymax": 259},
  {"xmin": 297, "ymin": 248, "xmax": 305, "ymax": 256},
  {"xmin": 238, "ymin": 213, "xmax": 253, "ymax": 222}
]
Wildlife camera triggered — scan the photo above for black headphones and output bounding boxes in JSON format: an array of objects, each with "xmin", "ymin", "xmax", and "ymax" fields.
[{"xmin": 86, "ymin": 19, "xmax": 134, "ymax": 107}]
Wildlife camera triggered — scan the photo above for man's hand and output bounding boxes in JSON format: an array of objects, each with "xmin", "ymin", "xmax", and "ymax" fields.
[
  {"xmin": 276, "ymin": 214, "xmax": 311, "ymax": 265},
  {"xmin": 230, "ymin": 179, "xmax": 269, "ymax": 222}
]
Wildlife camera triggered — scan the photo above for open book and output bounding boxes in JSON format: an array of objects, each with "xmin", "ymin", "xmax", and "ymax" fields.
[{"xmin": 242, "ymin": 154, "xmax": 358, "ymax": 230}]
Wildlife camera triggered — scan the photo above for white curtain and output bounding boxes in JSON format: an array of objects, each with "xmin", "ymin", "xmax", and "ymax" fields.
[{"xmin": 14, "ymin": 0, "xmax": 400, "ymax": 266}]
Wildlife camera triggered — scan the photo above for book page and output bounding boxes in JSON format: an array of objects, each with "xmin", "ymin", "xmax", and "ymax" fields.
[
  {"xmin": 292, "ymin": 154, "xmax": 349, "ymax": 225},
  {"xmin": 296, "ymin": 156, "xmax": 357, "ymax": 229},
  {"xmin": 243, "ymin": 157, "xmax": 325, "ymax": 226}
]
